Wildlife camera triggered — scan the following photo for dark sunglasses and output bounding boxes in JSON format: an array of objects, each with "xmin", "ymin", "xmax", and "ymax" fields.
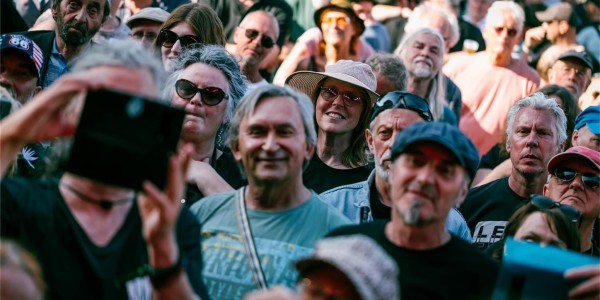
[
  {"xmin": 242, "ymin": 28, "xmax": 275, "ymax": 49},
  {"xmin": 494, "ymin": 27, "xmax": 518, "ymax": 37},
  {"xmin": 553, "ymin": 167, "xmax": 600, "ymax": 189},
  {"xmin": 530, "ymin": 194, "xmax": 582, "ymax": 223},
  {"xmin": 319, "ymin": 86, "xmax": 363, "ymax": 107},
  {"xmin": 157, "ymin": 29, "xmax": 200, "ymax": 48},
  {"xmin": 371, "ymin": 91, "xmax": 433, "ymax": 123},
  {"xmin": 175, "ymin": 79, "xmax": 228, "ymax": 106}
]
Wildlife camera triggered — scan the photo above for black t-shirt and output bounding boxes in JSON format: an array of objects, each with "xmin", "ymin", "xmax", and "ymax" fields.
[
  {"xmin": 1, "ymin": 177, "xmax": 209, "ymax": 300},
  {"xmin": 303, "ymin": 153, "xmax": 372, "ymax": 194},
  {"xmin": 459, "ymin": 177, "xmax": 527, "ymax": 250},
  {"xmin": 369, "ymin": 181, "xmax": 391, "ymax": 221},
  {"xmin": 450, "ymin": 17, "xmax": 486, "ymax": 53},
  {"xmin": 328, "ymin": 221, "xmax": 500, "ymax": 300},
  {"xmin": 184, "ymin": 150, "xmax": 246, "ymax": 206}
]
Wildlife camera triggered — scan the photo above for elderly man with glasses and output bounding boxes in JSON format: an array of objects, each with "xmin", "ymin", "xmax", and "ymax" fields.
[{"xmin": 320, "ymin": 91, "xmax": 472, "ymax": 241}]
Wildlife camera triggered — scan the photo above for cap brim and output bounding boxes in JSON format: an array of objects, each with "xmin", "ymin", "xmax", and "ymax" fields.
[
  {"xmin": 285, "ymin": 71, "xmax": 379, "ymax": 105},
  {"xmin": 393, "ymin": 135, "xmax": 466, "ymax": 172},
  {"xmin": 547, "ymin": 152, "xmax": 600, "ymax": 173}
]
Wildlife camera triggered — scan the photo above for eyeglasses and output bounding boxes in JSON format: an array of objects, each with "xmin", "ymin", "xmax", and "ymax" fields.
[
  {"xmin": 321, "ymin": 15, "xmax": 351, "ymax": 29},
  {"xmin": 319, "ymin": 86, "xmax": 363, "ymax": 107},
  {"xmin": 553, "ymin": 167, "xmax": 600, "ymax": 189},
  {"xmin": 494, "ymin": 27, "xmax": 518, "ymax": 37},
  {"xmin": 175, "ymin": 79, "xmax": 228, "ymax": 106},
  {"xmin": 131, "ymin": 31, "xmax": 157, "ymax": 40},
  {"xmin": 372, "ymin": 91, "xmax": 433, "ymax": 122},
  {"xmin": 157, "ymin": 29, "xmax": 200, "ymax": 48},
  {"xmin": 241, "ymin": 28, "xmax": 275, "ymax": 49},
  {"xmin": 530, "ymin": 194, "xmax": 582, "ymax": 223}
]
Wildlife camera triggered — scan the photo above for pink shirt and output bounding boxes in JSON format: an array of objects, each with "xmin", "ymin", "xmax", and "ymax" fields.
[{"xmin": 444, "ymin": 52, "xmax": 540, "ymax": 156}]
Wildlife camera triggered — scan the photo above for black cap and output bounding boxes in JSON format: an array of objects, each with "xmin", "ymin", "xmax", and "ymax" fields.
[
  {"xmin": 370, "ymin": 91, "xmax": 433, "ymax": 123},
  {"xmin": 391, "ymin": 122, "xmax": 480, "ymax": 180},
  {"xmin": 557, "ymin": 50, "xmax": 593, "ymax": 70}
]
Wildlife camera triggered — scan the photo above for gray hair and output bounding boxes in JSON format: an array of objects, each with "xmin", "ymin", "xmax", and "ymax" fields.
[
  {"xmin": 405, "ymin": 3, "xmax": 460, "ymax": 49},
  {"xmin": 394, "ymin": 28, "xmax": 447, "ymax": 121},
  {"xmin": 486, "ymin": 1, "xmax": 525, "ymax": 34},
  {"xmin": 168, "ymin": 44, "xmax": 248, "ymax": 125},
  {"xmin": 505, "ymin": 92, "xmax": 568, "ymax": 150},
  {"xmin": 366, "ymin": 53, "xmax": 408, "ymax": 92},
  {"xmin": 71, "ymin": 40, "xmax": 166, "ymax": 95},
  {"xmin": 229, "ymin": 84, "xmax": 317, "ymax": 150}
]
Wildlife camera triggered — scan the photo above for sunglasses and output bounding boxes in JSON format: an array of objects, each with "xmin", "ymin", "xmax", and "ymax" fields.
[
  {"xmin": 157, "ymin": 29, "xmax": 200, "ymax": 48},
  {"xmin": 321, "ymin": 15, "xmax": 351, "ymax": 29},
  {"xmin": 372, "ymin": 91, "xmax": 433, "ymax": 122},
  {"xmin": 530, "ymin": 194, "xmax": 582, "ymax": 223},
  {"xmin": 494, "ymin": 27, "xmax": 518, "ymax": 37},
  {"xmin": 175, "ymin": 79, "xmax": 228, "ymax": 106},
  {"xmin": 553, "ymin": 167, "xmax": 600, "ymax": 189},
  {"xmin": 319, "ymin": 86, "xmax": 363, "ymax": 107},
  {"xmin": 241, "ymin": 28, "xmax": 275, "ymax": 49}
]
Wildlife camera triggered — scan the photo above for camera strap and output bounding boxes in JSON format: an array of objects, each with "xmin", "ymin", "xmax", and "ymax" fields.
[{"xmin": 235, "ymin": 186, "xmax": 269, "ymax": 290}]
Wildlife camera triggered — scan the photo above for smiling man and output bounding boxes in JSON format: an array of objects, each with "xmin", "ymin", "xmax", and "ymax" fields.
[
  {"xmin": 17, "ymin": 0, "xmax": 108, "ymax": 88},
  {"xmin": 460, "ymin": 93, "xmax": 567, "ymax": 250},
  {"xmin": 328, "ymin": 121, "xmax": 499, "ymax": 299},
  {"xmin": 190, "ymin": 85, "xmax": 349, "ymax": 298}
]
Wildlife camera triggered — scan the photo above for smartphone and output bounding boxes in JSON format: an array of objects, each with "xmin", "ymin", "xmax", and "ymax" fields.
[{"xmin": 66, "ymin": 89, "xmax": 185, "ymax": 190}]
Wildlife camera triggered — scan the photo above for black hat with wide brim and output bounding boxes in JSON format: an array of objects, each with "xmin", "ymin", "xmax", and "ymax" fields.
[{"xmin": 314, "ymin": 0, "xmax": 366, "ymax": 37}]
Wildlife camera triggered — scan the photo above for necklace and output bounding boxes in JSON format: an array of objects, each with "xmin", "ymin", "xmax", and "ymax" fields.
[{"xmin": 61, "ymin": 182, "xmax": 135, "ymax": 210}]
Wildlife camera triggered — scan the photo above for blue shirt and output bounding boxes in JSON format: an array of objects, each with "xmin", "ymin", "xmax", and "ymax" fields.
[{"xmin": 43, "ymin": 38, "xmax": 69, "ymax": 88}]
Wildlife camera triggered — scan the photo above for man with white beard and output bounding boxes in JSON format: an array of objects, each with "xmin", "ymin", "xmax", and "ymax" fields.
[
  {"xmin": 327, "ymin": 121, "xmax": 499, "ymax": 299},
  {"xmin": 320, "ymin": 91, "xmax": 472, "ymax": 241}
]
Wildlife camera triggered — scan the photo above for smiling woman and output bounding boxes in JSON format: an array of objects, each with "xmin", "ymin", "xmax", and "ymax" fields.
[{"xmin": 286, "ymin": 60, "xmax": 378, "ymax": 193}]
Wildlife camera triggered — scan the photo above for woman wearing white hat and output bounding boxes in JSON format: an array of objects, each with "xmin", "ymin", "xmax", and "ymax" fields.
[{"xmin": 286, "ymin": 59, "xmax": 378, "ymax": 193}]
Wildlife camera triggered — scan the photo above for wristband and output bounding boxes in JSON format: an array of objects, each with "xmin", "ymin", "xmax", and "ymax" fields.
[{"xmin": 140, "ymin": 256, "xmax": 186, "ymax": 288}]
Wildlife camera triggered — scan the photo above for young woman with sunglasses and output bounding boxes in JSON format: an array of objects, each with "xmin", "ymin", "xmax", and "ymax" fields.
[
  {"xmin": 167, "ymin": 44, "xmax": 247, "ymax": 206},
  {"xmin": 285, "ymin": 60, "xmax": 378, "ymax": 193},
  {"xmin": 154, "ymin": 3, "xmax": 226, "ymax": 72},
  {"xmin": 272, "ymin": 1, "xmax": 374, "ymax": 85}
]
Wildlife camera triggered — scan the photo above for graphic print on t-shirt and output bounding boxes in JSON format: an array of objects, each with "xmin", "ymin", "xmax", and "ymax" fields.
[{"xmin": 472, "ymin": 221, "xmax": 507, "ymax": 249}]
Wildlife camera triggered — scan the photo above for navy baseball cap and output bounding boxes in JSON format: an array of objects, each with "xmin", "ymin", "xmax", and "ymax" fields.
[
  {"xmin": 391, "ymin": 122, "xmax": 480, "ymax": 180},
  {"xmin": 574, "ymin": 106, "xmax": 600, "ymax": 134},
  {"xmin": 0, "ymin": 34, "xmax": 43, "ymax": 79},
  {"xmin": 557, "ymin": 50, "xmax": 593, "ymax": 70}
]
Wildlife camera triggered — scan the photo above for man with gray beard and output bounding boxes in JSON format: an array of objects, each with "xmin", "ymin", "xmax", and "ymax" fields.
[
  {"xmin": 321, "ymin": 91, "xmax": 472, "ymax": 241},
  {"xmin": 328, "ymin": 121, "xmax": 499, "ymax": 299},
  {"xmin": 15, "ymin": 0, "xmax": 109, "ymax": 88}
]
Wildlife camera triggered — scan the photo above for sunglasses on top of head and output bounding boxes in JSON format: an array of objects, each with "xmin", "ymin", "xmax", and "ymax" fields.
[
  {"xmin": 552, "ymin": 167, "xmax": 600, "ymax": 189},
  {"xmin": 175, "ymin": 79, "xmax": 228, "ymax": 106},
  {"xmin": 374, "ymin": 91, "xmax": 433, "ymax": 122},
  {"xmin": 241, "ymin": 28, "xmax": 275, "ymax": 49},
  {"xmin": 158, "ymin": 29, "xmax": 200, "ymax": 48},
  {"xmin": 529, "ymin": 194, "xmax": 582, "ymax": 223}
]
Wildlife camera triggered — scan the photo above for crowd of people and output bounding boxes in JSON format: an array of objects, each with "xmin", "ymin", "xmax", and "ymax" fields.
[{"xmin": 0, "ymin": 0, "xmax": 599, "ymax": 299}]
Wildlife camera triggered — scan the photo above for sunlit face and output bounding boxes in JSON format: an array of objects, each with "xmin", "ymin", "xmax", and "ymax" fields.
[
  {"xmin": 548, "ymin": 59, "xmax": 592, "ymax": 100},
  {"xmin": 468, "ymin": 0, "xmax": 493, "ymax": 23},
  {"xmin": 572, "ymin": 125, "xmax": 600, "ymax": 151},
  {"xmin": 298, "ymin": 265, "xmax": 361, "ymax": 300},
  {"xmin": 389, "ymin": 142, "xmax": 467, "ymax": 226},
  {"xmin": 0, "ymin": 51, "xmax": 38, "ymax": 104},
  {"xmin": 351, "ymin": 1, "xmax": 373, "ymax": 22},
  {"xmin": 542, "ymin": 21, "xmax": 560, "ymax": 42},
  {"xmin": 483, "ymin": 11, "xmax": 520, "ymax": 57},
  {"xmin": 422, "ymin": 11, "xmax": 452, "ymax": 51},
  {"xmin": 53, "ymin": 0, "xmax": 105, "ymax": 46},
  {"xmin": 232, "ymin": 96, "xmax": 314, "ymax": 186},
  {"xmin": 401, "ymin": 33, "xmax": 442, "ymax": 81},
  {"xmin": 514, "ymin": 212, "xmax": 567, "ymax": 249},
  {"xmin": 367, "ymin": 109, "xmax": 425, "ymax": 181},
  {"xmin": 320, "ymin": 9, "xmax": 356, "ymax": 47},
  {"xmin": 234, "ymin": 13, "xmax": 278, "ymax": 66},
  {"xmin": 172, "ymin": 63, "xmax": 229, "ymax": 144},
  {"xmin": 130, "ymin": 20, "xmax": 162, "ymax": 48},
  {"xmin": 315, "ymin": 78, "xmax": 366, "ymax": 135},
  {"xmin": 507, "ymin": 108, "xmax": 562, "ymax": 178},
  {"xmin": 544, "ymin": 160, "xmax": 600, "ymax": 221},
  {"xmin": 161, "ymin": 22, "xmax": 197, "ymax": 72}
]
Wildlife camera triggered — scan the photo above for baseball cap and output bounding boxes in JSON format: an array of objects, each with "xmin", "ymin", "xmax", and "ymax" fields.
[
  {"xmin": 295, "ymin": 235, "xmax": 399, "ymax": 300},
  {"xmin": 547, "ymin": 146, "xmax": 600, "ymax": 173},
  {"xmin": 557, "ymin": 50, "xmax": 593, "ymax": 70},
  {"xmin": 390, "ymin": 122, "xmax": 480, "ymax": 180},
  {"xmin": 575, "ymin": 105, "xmax": 600, "ymax": 134},
  {"xmin": 371, "ymin": 91, "xmax": 433, "ymax": 123},
  {"xmin": 126, "ymin": 7, "xmax": 170, "ymax": 28},
  {"xmin": 0, "ymin": 34, "xmax": 43, "ymax": 79},
  {"xmin": 535, "ymin": 2, "xmax": 577, "ymax": 25}
]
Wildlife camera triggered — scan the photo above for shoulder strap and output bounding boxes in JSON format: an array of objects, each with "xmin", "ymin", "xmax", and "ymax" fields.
[{"xmin": 234, "ymin": 187, "xmax": 268, "ymax": 290}]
